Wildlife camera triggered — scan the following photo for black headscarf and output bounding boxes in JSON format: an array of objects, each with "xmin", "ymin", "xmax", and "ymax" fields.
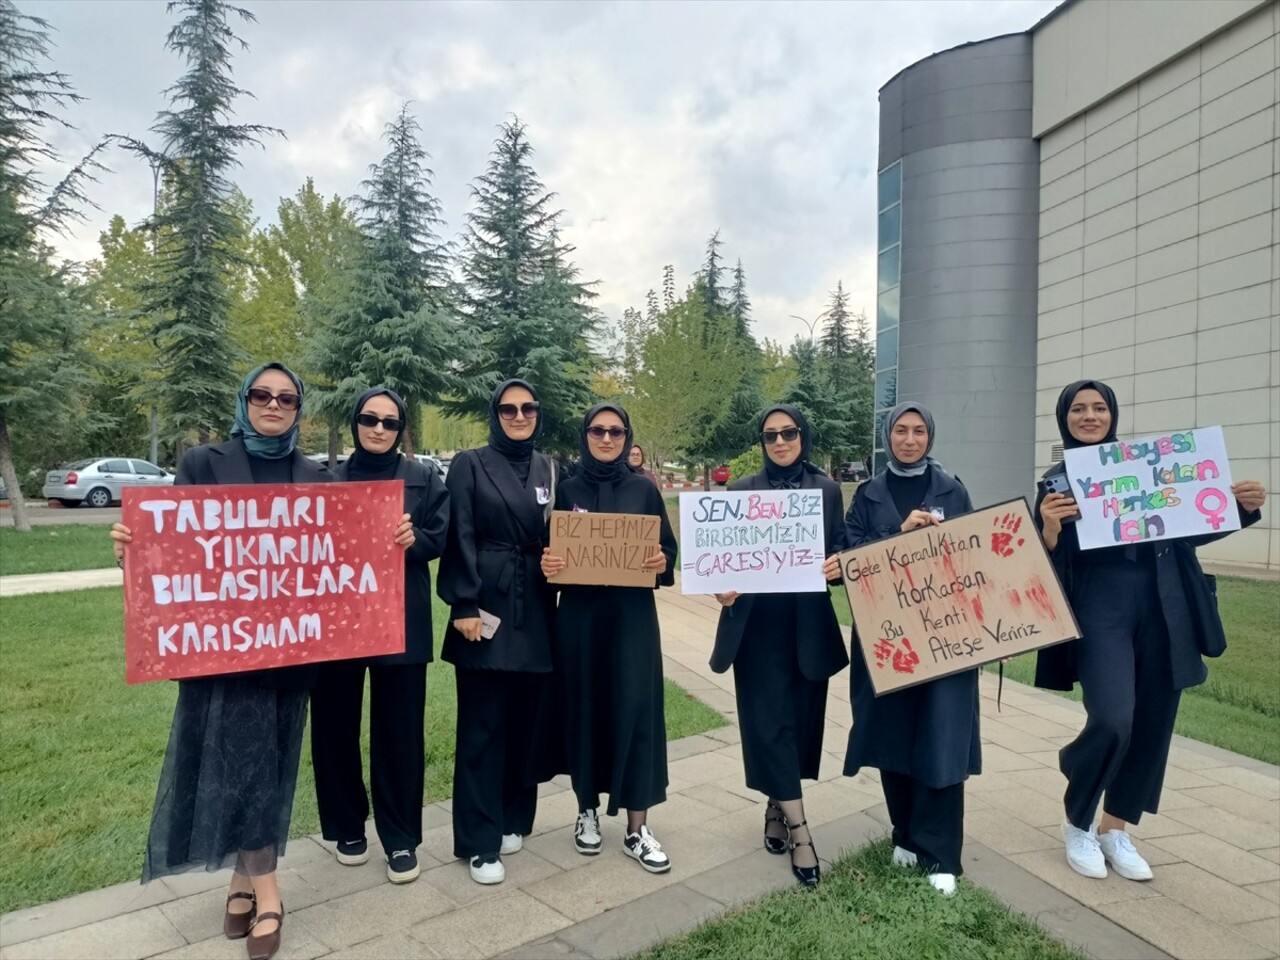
[
  {"xmin": 629, "ymin": 443, "xmax": 646, "ymax": 474},
  {"xmin": 758, "ymin": 404, "xmax": 821, "ymax": 489},
  {"xmin": 581, "ymin": 401, "xmax": 634, "ymax": 514},
  {"xmin": 488, "ymin": 378, "xmax": 543, "ymax": 462},
  {"xmin": 1056, "ymin": 379, "xmax": 1119, "ymax": 450},
  {"xmin": 347, "ymin": 386, "xmax": 406, "ymax": 480}
]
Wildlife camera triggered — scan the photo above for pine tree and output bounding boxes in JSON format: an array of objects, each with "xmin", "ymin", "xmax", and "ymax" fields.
[
  {"xmin": 308, "ymin": 107, "xmax": 466, "ymax": 454},
  {"xmin": 136, "ymin": 0, "xmax": 280, "ymax": 446},
  {"xmin": 0, "ymin": 1, "xmax": 106, "ymax": 531},
  {"xmin": 728, "ymin": 259, "xmax": 750, "ymax": 335},
  {"xmin": 661, "ymin": 264, "xmax": 675, "ymax": 310},
  {"xmin": 701, "ymin": 230, "xmax": 724, "ymax": 315},
  {"xmin": 818, "ymin": 280, "xmax": 853, "ymax": 365},
  {"xmin": 814, "ymin": 280, "xmax": 874, "ymax": 467},
  {"xmin": 451, "ymin": 118, "xmax": 600, "ymax": 453}
]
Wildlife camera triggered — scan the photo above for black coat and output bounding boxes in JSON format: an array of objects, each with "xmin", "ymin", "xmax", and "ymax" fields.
[
  {"xmin": 842, "ymin": 467, "xmax": 982, "ymax": 788},
  {"xmin": 437, "ymin": 447, "xmax": 557, "ymax": 672},
  {"xmin": 1033, "ymin": 463, "xmax": 1263, "ymax": 692},
  {"xmin": 335, "ymin": 456, "xmax": 449, "ymax": 665},
  {"xmin": 174, "ymin": 437, "xmax": 332, "ymax": 690},
  {"xmin": 710, "ymin": 469, "xmax": 849, "ymax": 682}
]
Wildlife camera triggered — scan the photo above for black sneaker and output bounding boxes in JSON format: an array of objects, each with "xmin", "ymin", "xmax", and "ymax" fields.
[
  {"xmin": 574, "ymin": 809, "xmax": 603, "ymax": 856},
  {"xmin": 335, "ymin": 838, "xmax": 369, "ymax": 866},
  {"xmin": 623, "ymin": 825, "xmax": 671, "ymax": 874},
  {"xmin": 386, "ymin": 848, "xmax": 420, "ymax": 884}
]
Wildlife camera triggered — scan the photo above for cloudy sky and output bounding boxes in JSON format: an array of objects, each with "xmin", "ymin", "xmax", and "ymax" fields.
[{"xmin": 37, "ymin": 0, "xmax": 1056, "ymax": 345}]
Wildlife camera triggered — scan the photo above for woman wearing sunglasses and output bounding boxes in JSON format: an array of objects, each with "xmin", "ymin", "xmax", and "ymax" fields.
[
  {"xmin": 709, "ymin": 405, "xmax": 847, "ymax": 887},
  {"xmin": 839, "ymin": 401, "xmax": 978, "ymax": 898},
  {"xmin": 309, "ymin": 387, "xmax": 449, "ymax": 884},
  {"xmin": 109, "ymin": 363, "xmax": 415, "ymax": 960},
  {"xmin": 437, "ymin": 378, "xmax": 559, "ymax": 885},
  {"xmin": 541, "ymin": 404, "xmax": 677, "ymax": 873}
]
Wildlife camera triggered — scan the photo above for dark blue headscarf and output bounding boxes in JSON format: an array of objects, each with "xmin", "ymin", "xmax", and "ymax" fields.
[{"xmin": 231, "ymin": 362, "xmax": 304, "ymax": 460}]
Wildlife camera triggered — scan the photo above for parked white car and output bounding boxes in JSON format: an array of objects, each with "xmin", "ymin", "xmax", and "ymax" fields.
[
  {"xmin": 414, "ymin": 454, "xmax": 447, "ymax": 478},
  {"xmin": 42, "ymin": 458, "xmax": 175, "ymax": 508}
]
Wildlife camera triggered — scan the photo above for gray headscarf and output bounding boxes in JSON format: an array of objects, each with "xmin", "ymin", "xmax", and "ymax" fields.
[{"xmin": 883, "ymin": 401, "xmax": 937, "ymax": 477}]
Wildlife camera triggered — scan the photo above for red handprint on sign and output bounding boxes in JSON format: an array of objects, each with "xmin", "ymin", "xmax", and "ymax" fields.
[
  {"xmin": 991, "ymin": 512, "xmax": 1026, "ymax": 557},
  {"xmin": 891, "ymin": 638, "xmax": 919, "ymax": 674},
  {"xmin": 873, "ymin": 638, "xmax": 895, "ymax": 668}
]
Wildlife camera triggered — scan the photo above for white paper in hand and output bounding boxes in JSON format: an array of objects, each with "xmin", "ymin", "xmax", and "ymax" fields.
[{"xmin": 478, "ymin": 609, "xmax": 501, "ymax": 640}]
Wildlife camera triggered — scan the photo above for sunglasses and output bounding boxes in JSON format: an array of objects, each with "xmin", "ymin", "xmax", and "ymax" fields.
[
  {"xmin": 761, "ymin": 428, "xmax": 801, "ymax": 444},
  {"xmin": 246, "ymin": 388, "xmax": 301, "ymax": 411},
  {"xmin": 356, "ymin": 413, "xmax": 404, "ymax": 432},
  {"xmin": 587, "ymin": 426, "xmax": 627, "ymax": 441},
  {"xmin": 497, "ymin": 402, "xmax": 540, "ymax": 420}
]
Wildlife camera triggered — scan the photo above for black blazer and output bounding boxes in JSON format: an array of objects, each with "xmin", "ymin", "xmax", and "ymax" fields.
[
  {"xmin": 710, "ymin": 469, "xmax": 849, "ymax": 682},
  {"xmin": 1033, "ymin": 463, "xmax": 1263, "ymax": 692},
  {"xmin": 174, "ymin": 437, "xmax": 332, "ymax": 690},
  {"xmin": 335, "ymin": 456, "xmax": 449, "ymax": 665},
  {"xmin": 437, "ymin": 447, "xmax": 557, "ymax": 672}
]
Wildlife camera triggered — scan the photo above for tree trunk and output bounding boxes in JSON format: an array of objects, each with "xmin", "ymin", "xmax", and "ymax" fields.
[
  {"xmin": 327, "ymin": 420, "xmax": 340, "ymax": 470},
  {"xmin": 702, "ymin": 464, "xmax": 710, "ymax": 491},
  {"xmin": 0, "ymin": 417, "xmax": 32, "ymax": 533},
  {"xmin": 149, "ymin": 407, "xmax": 159, "ymax": 464}
]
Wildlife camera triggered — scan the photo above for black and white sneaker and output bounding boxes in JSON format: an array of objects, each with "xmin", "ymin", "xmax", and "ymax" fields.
[
  {"xmin": 386, "ymin": 848, "xmax": 420, "ymax": 884},
  {"xmin": 623, "ymin": 825, "xmax": 670, "ymax": 874},
  {"xmin": 335, "ymin": 838, "xmax": 369, "ymax": 866},
  {"xmin": 575, "ymin": 809, "xmax": 603, "ymax": 856},
  {"xmin": 469, "ymin": 852, "xmax": 505, "ymax": 884}
]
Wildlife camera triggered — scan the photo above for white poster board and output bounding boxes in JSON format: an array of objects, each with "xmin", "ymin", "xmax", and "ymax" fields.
[
  {"xmin": 679, "ymin": 489, "xmax": 826, "ymax": 594},
  {"xmin": 1062, "ymin": 425, "xmax": 1239, "ymax": 551}
]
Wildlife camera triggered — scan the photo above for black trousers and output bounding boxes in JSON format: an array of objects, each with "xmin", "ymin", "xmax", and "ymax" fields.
[
  {"xmin": 451, "ymin": 667, "xmax": 542, "ymax": 858},
  {"xmin": 310, "ymin": 660, "xmax": 427, "ymax": 853},
  {"xmin": 733, "ymin": 617, "xmax": 827, "ymax": 802},
  {"xmin": 1061, "ymin": 562, "xmax": 1181, "ymax": 830},
  {"xmin": 881, "ymin": 771, "xmax": 965, "ymax": 875}
]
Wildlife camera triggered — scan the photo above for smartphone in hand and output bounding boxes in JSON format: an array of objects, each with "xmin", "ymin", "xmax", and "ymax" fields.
[{"xmin": 1039, "ymin": 473, "xmax": 1077, "ymax": 522}]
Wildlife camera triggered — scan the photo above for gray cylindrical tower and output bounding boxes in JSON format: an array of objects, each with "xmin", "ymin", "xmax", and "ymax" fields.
[{"xmin": 874, "ymin": 33, "xmax": 1039, "ymax": 508}]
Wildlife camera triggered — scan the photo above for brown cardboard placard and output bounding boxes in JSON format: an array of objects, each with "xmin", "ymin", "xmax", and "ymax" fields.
[
  {"xmin": 549, "ymin": 510, "xmax": 662, "ymax": 588},
  {"xmin": 839, "ymin": 498, "xmax": 1078, "ymax": 695}
]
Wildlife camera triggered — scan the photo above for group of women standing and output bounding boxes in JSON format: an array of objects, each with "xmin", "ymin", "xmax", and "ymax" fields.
[{"xmin": 111, "ymin": 360, "xmax": 1266, "ymax": 960}]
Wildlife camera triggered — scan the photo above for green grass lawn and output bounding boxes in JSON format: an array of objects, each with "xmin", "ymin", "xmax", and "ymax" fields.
[
  {"xmin": 0, "ymin": 525, "xmax": 117, "ymax": 576},
  {"xmin": 636, "ymin": 838, "xmax": 1084, "ymax": 960},
  {"xmin": 0, "ymin": 585, "xmax": 724, "ymax": 913},
  {"xmin": 831, "ymin": 576, "xmax": 1280, "ymax": 766}
]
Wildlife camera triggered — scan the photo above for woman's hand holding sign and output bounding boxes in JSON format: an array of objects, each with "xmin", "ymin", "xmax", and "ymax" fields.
[
  {"xmin": 1232, "ymin": 481, "xmax": 1266, "ymax": 513},
  {"xmin": 900, "ymin": 509, "xmax": 940, "ymax": 533},
  {"xmin": 393, "ymin": 513, "xmax": 415, "ymax": 549},
  {"xmin": 640, "ymin": 548, "xmax": 667, "ymax": 573},
  {"xmin": 110, "ymin": 522, "xmax": 133, "ymax": 562},
  {"xmin": 714, "ymin": 591, "xmax": 740, "ymax": 607},
  {"xmin": 821, "ymin": 554, "xmax": 841, "ymax": 582},
  {"xmin": 540, "ymin": 546, "xmax": 566, "ymax": 580}
]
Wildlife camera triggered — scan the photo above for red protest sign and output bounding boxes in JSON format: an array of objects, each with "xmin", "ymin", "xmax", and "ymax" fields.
[{"xmin": 121, "ymin": 481, "xmax": 406, "ymax": 684}]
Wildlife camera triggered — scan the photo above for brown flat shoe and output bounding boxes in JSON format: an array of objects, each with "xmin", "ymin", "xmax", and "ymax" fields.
[
  {"xmin": 245, "ymin": 905, "xmax": 283, "ymax": 960},
  {"xmin": 222, "ymin": 891, "xmax": 256, "ymax": 940}
]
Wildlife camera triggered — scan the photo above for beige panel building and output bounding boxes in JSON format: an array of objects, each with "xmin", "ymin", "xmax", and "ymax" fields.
[{"xmin": 1031, "ymin": 0, "xmax": 1278, "ymax": 569}]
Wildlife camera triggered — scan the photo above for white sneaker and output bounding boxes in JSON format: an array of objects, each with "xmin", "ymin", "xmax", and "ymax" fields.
[
  {"xmin": 574, "ymin": 809, "xmax": 602, "ymax": 856},
  {"xmin": 623, "ymin": 825, "xmax": 671, "ymax": 874},
  {"xmin": 1061, "ymin": 822, "xmax": 1107, "ymax": 879},
  {"xmin": 1098, "ymin": 829, "xmax": 1153, "ymax": 881},
  {"xmin": 892, "ymin": 845, "xmax": 918, "ymax": 868},
  {"xmin": 927, "ymin": 872, "xmax": 957, "ymax": 896},
  {"xmin": 500, "ymin": 833, "xmax": 523, "ymax": 855},
  {"xmin": 468, "ymin": 853, "xmax": 505, "ymax": 884}
]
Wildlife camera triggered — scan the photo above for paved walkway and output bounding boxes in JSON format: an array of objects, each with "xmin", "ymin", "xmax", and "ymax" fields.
[
  {"xmin": 0, "ymin": 568, "xmax": 122, "ymax": 598},
  {"xmin": 0, "ymin": 584, "xmax": 1277, "ymax": 960}
]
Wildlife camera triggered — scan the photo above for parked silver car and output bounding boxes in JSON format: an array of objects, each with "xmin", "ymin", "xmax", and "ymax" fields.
[
  {"xmin": 42, "ymin": 458, "xmax": 175, "ymax": 508},
  {"xmin": 414, "ymin": 454, "xmax": 447, "ymax": 478}
]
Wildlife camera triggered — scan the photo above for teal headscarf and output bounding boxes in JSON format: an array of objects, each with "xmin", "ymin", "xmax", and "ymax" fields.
[{"xmin": 231, "ymin": 362, "xmax": 304, "ymax": 459}]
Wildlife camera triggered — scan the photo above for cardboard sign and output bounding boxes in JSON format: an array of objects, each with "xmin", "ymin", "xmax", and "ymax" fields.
[
  {"xmin": 839, "ymin": 499, "xmax": 1078, "ymax": 695},
  {"xmin": 1063, "ymin": 425, "xmax": 1239, "ymax": 551},
  {"xmin": 679, "ymin": 489, "xmax": 826, "ymax": 595},
  {"xmin": 549, "ymin": 510, "xmax": 662, "ymax": 587},
  {"xmin": 122, "ymin": 482, "xmax": 406, "ymax": 684}
]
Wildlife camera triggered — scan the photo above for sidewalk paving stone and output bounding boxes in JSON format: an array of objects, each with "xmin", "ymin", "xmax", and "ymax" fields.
[
  {"xmin": 407, "ymin": 891, "xmax": 571, "ymax": 960},
  {"xmin": 554, "ymin": 884, "xmax": 723, "ymax": 960},
  {"xmin": 0, "ymin": 906, "xmax": 184, "ymax": 960},
  {"xmin": 1096, "ymin": 896, "xmax": 1276, "ymax": 960},
  {"xmin": 1149, "ymin": 862, "xmax": 1280, "ymax": 925},
  {"xmin": 1153, "ymin": 831, "xmax": 1280, "ymax": 885}
]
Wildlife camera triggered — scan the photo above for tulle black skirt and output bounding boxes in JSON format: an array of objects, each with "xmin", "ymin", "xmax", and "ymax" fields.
[{"xmin": 142, "ymin": 676, "xmax": 309, "ymax": 882}]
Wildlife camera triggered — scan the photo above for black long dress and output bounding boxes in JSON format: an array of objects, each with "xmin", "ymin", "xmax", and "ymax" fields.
[
  {"xmin": 709, "ymin": 469, "xmax": 848, "ymax": 801},
  {"xmin": 552, "ymin": 470, "xmax": 677, "ymax": 815},
  {"xmin": 142, "ymin": 438, "xmax": 331, "ymax": 882},
  {"xmin": 437, "ymin": 446, "xmax": 558, "ymax": 857}
]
